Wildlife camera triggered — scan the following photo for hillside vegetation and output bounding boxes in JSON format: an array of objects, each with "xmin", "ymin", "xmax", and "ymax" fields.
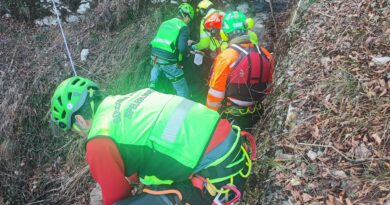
[
  {"xmin": 0, "ymin": 1, "xmax": 174, "ymax": 203},
  {"xmin": 251, "ymin": 0, "xmax": 390, "ymax": 204}
]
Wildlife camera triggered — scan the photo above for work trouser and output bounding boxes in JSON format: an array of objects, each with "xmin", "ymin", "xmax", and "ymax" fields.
[
  {"xmin": 186, "ymin": 50, "xmax": 214, "ymax": 104},
  {"xmin": 150, "ymin": 59, "xmax": 189, "ymax": 98},
  {"xmin": 115, "ymin": 127, "xmax": 252, "ymax": 205}
]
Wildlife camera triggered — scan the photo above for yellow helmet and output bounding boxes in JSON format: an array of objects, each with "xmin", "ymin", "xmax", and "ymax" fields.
[
  {"xmin": 198, "ymin": 0, "xmax": 214, "ymax": 9},
  {"xmin": 197, "ymin": 0, "xmax": 214, "ymax": 16},
  {"xmin": 245, "ymin": 18, "xmax": 255, "ymax": 30}
]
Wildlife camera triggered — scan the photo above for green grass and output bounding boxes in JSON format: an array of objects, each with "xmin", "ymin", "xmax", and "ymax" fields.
[{"xmin": 101, "ymin": 4, "xmax": 177, "ymax": 95}]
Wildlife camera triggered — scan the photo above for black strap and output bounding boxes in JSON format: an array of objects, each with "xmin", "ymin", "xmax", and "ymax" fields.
[
  {"xmin": 247, "ymin": 52, "xmax": 252, "ymax": 84},
  {"xmin": 210, "ymin": 37, "xmax": 219, "ymax": 51},
  {"xmin": 259, "ymin": 49, "xmax": 264, "ymax": 83}
]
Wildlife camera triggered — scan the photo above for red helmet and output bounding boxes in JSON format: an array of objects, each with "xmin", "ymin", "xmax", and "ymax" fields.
[{"xmin": 204, "ymin": 13, "xmax": 223, "ymax": 33}]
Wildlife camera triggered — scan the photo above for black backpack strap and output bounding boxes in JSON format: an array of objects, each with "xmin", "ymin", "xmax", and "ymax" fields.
[{"xmin": 255, "ymin": 45, "xmax": 264, "ymax": 83}]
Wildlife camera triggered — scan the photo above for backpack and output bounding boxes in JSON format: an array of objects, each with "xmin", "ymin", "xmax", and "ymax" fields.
[{"xmin": 226, "ymin": 44, "xmax": 274, "ymax": 103}]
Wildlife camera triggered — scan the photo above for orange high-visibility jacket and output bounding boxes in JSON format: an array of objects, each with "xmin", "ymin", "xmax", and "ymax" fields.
[{"xmin": 207, "ymin": 43, "xmax": 274, "ymax": 111}]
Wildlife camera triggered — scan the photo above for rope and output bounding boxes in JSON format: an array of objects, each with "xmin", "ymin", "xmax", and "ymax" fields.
[{"xmin": 51, "ymin": 0, "xmax": 77, "ymax": 76}]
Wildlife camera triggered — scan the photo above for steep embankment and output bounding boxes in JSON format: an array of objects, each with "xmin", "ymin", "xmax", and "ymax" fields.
[
  {"xmin": 0, "ymin": 2, "xmax": 175, "ymax": 204},
  {"xmin": 250, "ymin": 0, "xmax": 390, "ymax": 204}
]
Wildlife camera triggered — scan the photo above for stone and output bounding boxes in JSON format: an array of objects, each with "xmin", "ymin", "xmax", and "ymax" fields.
[
  {"xmin": 151, "ymin": 0, "xmax": 169, "ymax": 3},
  {"xmin": 90, "ymin": 184, "xmax": 102, "ymax": 205},
  {"xmin": 355, "ymin": 143, "xmax": 371, "ymax": 159},
  {"xmin": 307, "ymin": 150, "xmax": 317, "ymax": 161},
  {"xmin": 372, "ymin": 56, "xmax": 390, "ymax": 65},
  {"xmin": 285, "ymin": 104, "xmax": 298, "ymax": 130},
  {"xmin": 46, "ymin": 0, "xmax": 60, "ymax": 4},
  {"xmin": 81, "ymin": 49, "xmax": 89, "ymax": 61},
  {"xmin": 42, "ymin": 16, "xmax": 57, "ymax": 26},
  {"xmin": 77, "ymin": 2, "xmax": 90, "ymax": 14},
  {"xmin": 253, "ymin": 19, "xmax": 265, "ymax": 36},
  {"xmin": 66, "ymin": 15, "xmax": 79, "ymax": 23},
  {"xmin": 237, "ymin": 3, "xmax": 250, "ymax": 15},
  {"xmin": 332, "ymin": 170, "xmax": 347, "ymax": 178},
  {"xmin": 34, "ymin": 19, "xmax": 44, "ymax": 26}
]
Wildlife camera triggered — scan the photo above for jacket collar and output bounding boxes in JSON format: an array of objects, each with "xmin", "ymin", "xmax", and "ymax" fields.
[{"xmin": 229, "ymin": 35, "xmax": 251, "ymax": 45}]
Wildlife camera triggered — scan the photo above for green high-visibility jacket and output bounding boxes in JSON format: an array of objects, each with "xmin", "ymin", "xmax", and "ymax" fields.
[
  {"xmin": 194, "ymin": 9, "xmax": 224, "ymax": 52},
  {"xmin": 150, "ymin": 18, "xmax": 187, "ymax": 62},
  {"xmin": 248, "ymin": 30, "xmax": 258, "ymax": 45},
  {"xmin": 87, "ymin": 89, "xmax": 220, "ymax": 185}
]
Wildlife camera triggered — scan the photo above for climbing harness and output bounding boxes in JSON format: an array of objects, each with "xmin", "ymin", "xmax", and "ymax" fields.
[
  {"xmin": 50, "ymin": 0, "xmax": 77, "ymax": 76},
  {"xmin": 151, "ymin": 55, "xmax": 185, "ymax": 83},
  {"xmin": 143, "ymin": 188, "xmax": 190, "ymax": 205},
  {"xmin": 189, "ymin": 126, "xmax": 257, "ymax": 204},
  {"xmin": 212, "ymin": 185, "xmax": 241, "ymax": 205},
  {"xmin": 221, "ymin": 102, "xmax": 263, "ymax": 117}
]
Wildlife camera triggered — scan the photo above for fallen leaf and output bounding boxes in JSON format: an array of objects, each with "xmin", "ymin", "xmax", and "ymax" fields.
[
  {"xmin": 371, "ymin": 133, "xmax": 382, "ymax": 145},
  {"xmin": 290, "ymin": 177, "xmax": 301, "ymax": 186},
  {"xmin": 346, "ymin": 198, "xmax": 353, "ymax": 205},
  {"xmin": 355, "ymin": 143, "xmax": 371, "ymax": 159},
  {"xmin": 275, "ymin": 153, "xmax": 296, "ymax": 161},
  {"xmin": 364, "ymin": 36, "xmax": 375, "ymax": 47},
  {"xmin": 385, "ymin": 162, "xmax": 390, "ymax": 171},
  {"xmin": 302, "ymin": 193, "xmax": 313, "ymax": 202},
  {"xmin": 292, "ymin": 189, "xmax": 302, "ymax": 201},
  {"xmin": 284, "ymin": 183, "xmax": 293, "ymax": 191},
  {"xmin": 310, "ymin": 125, "xmax": 321, "ymax": 139},
  {"xmin": 379, "ymin": 185, "xmax": 390, "ymax": 191},
  {"xmin": 327, "ymin": 195, "xmax": 335, "ymax": 205},
  {"xmin": 332, "ymin": 170, "xmax": 347, "ymax": 178}
]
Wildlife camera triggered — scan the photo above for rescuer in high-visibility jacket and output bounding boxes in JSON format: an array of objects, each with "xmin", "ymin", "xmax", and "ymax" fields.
[
  {"xmin": 50, "ymin": 76, "xmax": 256, "ymax": 205},
  {"xmin": 191, "ymin": 0, "xmax": 224, "ymax": 53},
  {"xmin": 207, "ymin": 11, "xmax": 275, "ymax": 130},
  {"xmin": 149, "ymin": 3, "xmax": 194, "ymax": 98}
]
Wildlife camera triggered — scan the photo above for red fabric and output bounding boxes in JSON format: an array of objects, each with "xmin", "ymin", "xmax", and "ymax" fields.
[
  {"xmin": 205, "ymin": 119, "xmax": 231, "ymax": 154},
  {"xmin": 86, "ymin": 138, "xmax": 134, "ymax": 205}
]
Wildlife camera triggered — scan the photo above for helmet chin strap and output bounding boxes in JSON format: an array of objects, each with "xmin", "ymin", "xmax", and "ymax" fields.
[
  {"xmin": 72, "ymin": 90, "xmax": 95, "ymax": 136},
  {"xmin": 88, "ymin": 88, "xmax": 96, "ymax": 119}
]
